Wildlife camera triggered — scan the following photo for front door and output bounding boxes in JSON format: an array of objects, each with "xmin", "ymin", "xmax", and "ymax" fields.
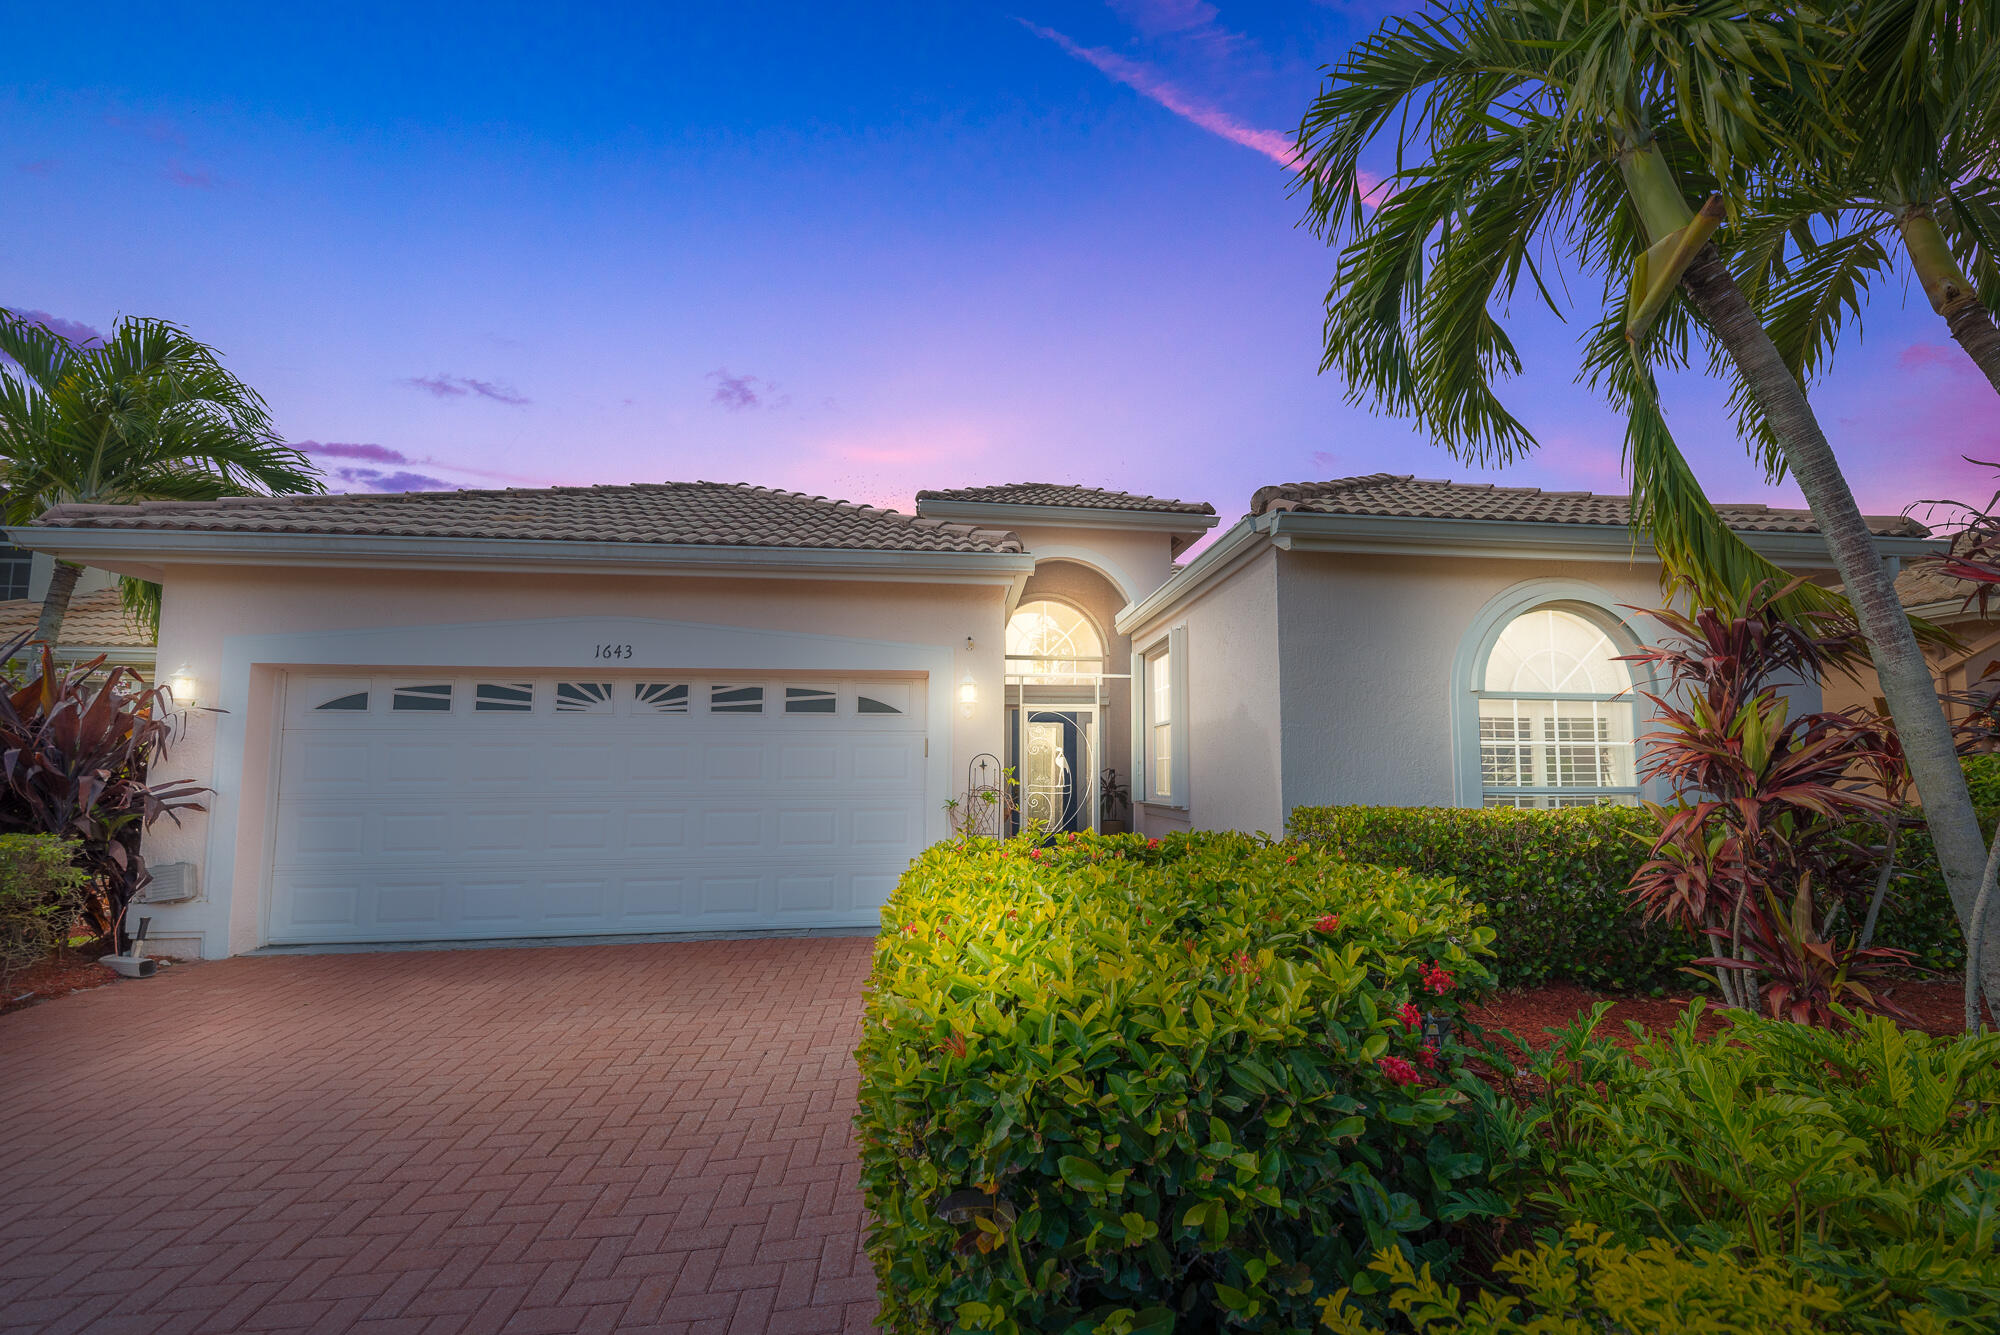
[{"xmin": 1017, "ymin": 708, "xmax": 1093, "ymax": 835}]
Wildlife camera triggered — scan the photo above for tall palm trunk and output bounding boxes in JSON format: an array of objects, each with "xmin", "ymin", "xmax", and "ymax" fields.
[
  {"xmin": 1896, "ymin": 204, "xmax": 2000, "ymax": 395},
  {"xmin": 1678, "ymin": 244, "xmax": 1999, "ymax": 1021},
  {"xmin": 33, "ymin": 560, "xmax": 80, "ymax": 645}
]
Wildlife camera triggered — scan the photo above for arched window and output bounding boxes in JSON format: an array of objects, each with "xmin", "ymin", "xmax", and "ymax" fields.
[
  {"xmin": 1006, "ymin": 600, "xmax": 1104, "ymax": 679},
  {"xmin": 1476, "ymin": 605, "xmax": 1639, "ymax": 807}
]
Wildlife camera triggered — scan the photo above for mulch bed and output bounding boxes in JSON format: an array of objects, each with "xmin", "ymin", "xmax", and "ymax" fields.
[
  {"xmin": 2, "ymin": 943, "xmax": 125, "ymax": 1015},
  {"xmin": 1466, "ymin": 977, "xmax": 1975, "ymax": 1053}
]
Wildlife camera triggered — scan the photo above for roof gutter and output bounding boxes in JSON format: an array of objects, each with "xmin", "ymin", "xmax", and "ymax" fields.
[{"xmin": 3, "ymin": 526, "xmax": 1037, "ymax": 587}]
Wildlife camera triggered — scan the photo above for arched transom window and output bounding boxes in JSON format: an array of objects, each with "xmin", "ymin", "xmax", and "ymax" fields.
[
  {"xmin": 1477, "ymin": 606, "xmax": 1638, "ymax": 808},
  {"xmin": 1006, "ymin": 600, "xmax": 1104, "ymax": 678}
]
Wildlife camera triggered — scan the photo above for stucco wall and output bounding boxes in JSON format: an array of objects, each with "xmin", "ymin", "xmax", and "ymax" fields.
[
  {"xmin": 1130, "ymin": 546, "xmax": 1285, "ymax": 836},
  {"xmin": 141, "ymin": 563, "xmax": 1010, "ymax": 957},
  {"xmin": 1007, "ymin": 523, "xmax": 1182, "ymax": 608},
  {"xmin": 1272, "ymin": 550, "xmax": 1823, "ymax": 815}
]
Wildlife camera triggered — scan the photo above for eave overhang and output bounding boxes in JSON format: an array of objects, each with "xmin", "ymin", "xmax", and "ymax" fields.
[
  {"xmin": 3, "ymin": 526, "xmax": 1037, "ymax": 588},
  {"xmin": 1115, "ymin": 510, "xmax": 1943, "ymax": 636},
  {"xmin": 913, "ymin": 499, "xmax": 1218, "ymax": 536}
]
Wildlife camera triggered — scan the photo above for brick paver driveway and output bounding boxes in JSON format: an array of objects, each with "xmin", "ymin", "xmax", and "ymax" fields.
[{"xmin": 0, "ymin": 938, "xmax": 879, "ymax": 1334}]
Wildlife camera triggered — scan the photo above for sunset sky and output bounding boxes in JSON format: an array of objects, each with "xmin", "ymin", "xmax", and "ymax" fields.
[{"xmin": 4, "ymin": 1, "xmax": 1990, "ymax": 531}]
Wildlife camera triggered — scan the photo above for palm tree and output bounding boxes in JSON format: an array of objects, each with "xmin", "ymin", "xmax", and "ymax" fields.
[
  {"xmin": 1294, "ymin": 0, "xmax": 1997, "ymax": 1016},
  {"xmin": 1726, "ymin": 0, "xmax": 2000, "ymax": 406},
  {"xmin": 0, "ymin": 310, "xmax": 321, "ymax": 642}
]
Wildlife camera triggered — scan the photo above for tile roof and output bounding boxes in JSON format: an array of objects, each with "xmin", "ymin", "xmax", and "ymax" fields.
[
  {"xmin": 916, "ymin": 482, "xmax": 1216, "ymax": 516},
  {"xmin": 29, "ymin": 482, "xmax": 1027, "ymax": 555},
  {"xmin": 0, "ymin": 588, "xmax": 154, "ymax": 649},
  {"xmin": 1250, "ymin": 473, "xmax": 1927, "ymax": 538}
]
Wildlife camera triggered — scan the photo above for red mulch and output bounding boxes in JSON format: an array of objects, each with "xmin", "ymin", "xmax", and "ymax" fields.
[
  {"xmin": 1466, "ymin": 977, "xmax": 1974, "ymax": 1052},
  {"xmin": 2, "ymin": 944, "xmax": 124, "ymax": 1014}
]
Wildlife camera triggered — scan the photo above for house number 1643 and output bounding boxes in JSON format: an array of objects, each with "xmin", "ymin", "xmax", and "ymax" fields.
[{"xmin": 593, "ymin": 643, "xmax": 634, "ymax": 659}]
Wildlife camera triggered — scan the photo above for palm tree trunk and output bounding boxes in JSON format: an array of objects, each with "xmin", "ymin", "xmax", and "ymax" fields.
[
  {"xmin": 1679, "ymin": 243, "xmax": 2000, "ymax": 1021},
  {"xmin": 34, "ymin": 560, "xmax": 81, "ymax": 644},
  {"xmin": 1897, "ymin": 207, "xmax": 2000, "ymax": 395}
]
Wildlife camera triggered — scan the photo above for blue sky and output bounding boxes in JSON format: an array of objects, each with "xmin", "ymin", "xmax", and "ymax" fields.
[{"xmin": 2, "ymin": 1, "xmax": 1987, "ymax": 527}]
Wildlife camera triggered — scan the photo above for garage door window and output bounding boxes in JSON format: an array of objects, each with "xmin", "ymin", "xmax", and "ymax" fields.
[
  {"xmin": 392, "ymin": 684, "xmax": 452, "ymax": 712},
  {"xmin": 635, "ymin": 682, "xmax": 690, "ymax": 714},
  {"xmin": 316, "ymin": 691, "xmax": 369, "ymax": 712},
  {"xmin": 474, "ymin": 683, "xmax": 534, "ymax": 712},
  {"xmin": 785, "ymin": 687, "xmax": 837, "ymax": 714},
  {"xmin": 711, "ymin": 685, "xmax": 764, "ymax": 714},
  {"xmin": 556, "ymin": 682, "xmax": 614, "ymax": 713}
]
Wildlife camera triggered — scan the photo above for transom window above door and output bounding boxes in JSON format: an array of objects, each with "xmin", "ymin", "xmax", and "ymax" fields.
[
  {"xmin": 1006, "ymin": 600, "xmax": 1104, "ymax": 678},
  {"xmin": 1476, "ymin": 606, "xmax": 1639, "ymax": 809}
]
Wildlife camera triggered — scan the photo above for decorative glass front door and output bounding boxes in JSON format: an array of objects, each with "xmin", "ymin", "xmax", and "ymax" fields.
[{"xmin": 1017, "ymin": 708, "xmax": 1093, "ymax": 834}]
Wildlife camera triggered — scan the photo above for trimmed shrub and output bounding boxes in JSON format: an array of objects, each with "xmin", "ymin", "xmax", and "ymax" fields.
[
  {"xmin": 1287, "ymin": 805, "xmax": 1971, "ymax": 989},
  {"xmin": 0, "ymin": 833, "xmax": 88, "ymax": 985},
  {"xmin": 1284, "ymin": 806, "xmax": 1678, "ymax": 991},
  {"xmin": 1507, "ymin": 1003, "xmax": 2000, "ymax": 1330},
  {"xmin": 856, "ymin": 830, "xmax": 1510, "ymax": 1333}
]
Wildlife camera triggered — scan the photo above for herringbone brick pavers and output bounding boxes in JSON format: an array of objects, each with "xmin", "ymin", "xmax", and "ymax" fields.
[{"xmin": 0, "ymin": 938, "xmax": 880, "ymax": 1333}]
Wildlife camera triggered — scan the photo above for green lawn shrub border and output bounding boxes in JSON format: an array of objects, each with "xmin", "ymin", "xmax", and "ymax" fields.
[
  {"xmin": 1286, "ymin": 805, "xmax": 1971, "ymax": 992},
  {"xmin": 855, "ymin": 830, "xmax": 1512, "ymax": 1333}
]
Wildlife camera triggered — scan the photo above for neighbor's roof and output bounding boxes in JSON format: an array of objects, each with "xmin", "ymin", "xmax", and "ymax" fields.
[
  {"xmin": 1251, "ymin": 473, "xmax": 1927, "ymax": 538},
  {"xmin": 28, "ymin": 482, "xmax": 1028, "ymax": 555},
  {"xmin": 915, "ymin": 482, "xmax": 1216, "ymax": 516},
  {"xmin": 0, "ymin": 588, "xmax": 153, "ymax": 649}
]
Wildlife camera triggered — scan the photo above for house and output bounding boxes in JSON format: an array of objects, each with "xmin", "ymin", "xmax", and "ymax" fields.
[
  {"xmin": 0, "ymin": 544, "xmax": 155, "ymax": 671},
  {"xmin": 1822, "ymin": 557, "xmax": 2000, "ymax": 730},
  {"xmin": 5, "ymin": 474, "xmax": 1932, "ymax": 960},
  {"xmin": 1113, "ymin": 475, "xmax": 1934, "ymax": 836}
]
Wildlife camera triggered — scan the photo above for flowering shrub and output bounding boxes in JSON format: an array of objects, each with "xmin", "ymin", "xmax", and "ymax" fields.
[{"xmin": 855, "ymin": 830, "xmax": 1506, "ymax": 1333}]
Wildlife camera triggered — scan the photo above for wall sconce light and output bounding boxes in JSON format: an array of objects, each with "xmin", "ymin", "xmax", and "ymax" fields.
[
  {"xmin": 958, "ymin": 671, "xmax": 977, "ymax": 718},
  {"xmin": 167, "ymin": 663, "xmax": 201, "ymax": 709}
]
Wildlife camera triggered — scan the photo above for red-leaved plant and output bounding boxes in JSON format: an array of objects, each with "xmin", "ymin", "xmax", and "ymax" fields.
[
  {"xmin": 1625, "ymin": 583, "xmax": 1913, "ymax": 1024},
  {"xmin": 0, "ymin": 632, "xmax": 207, "ymax": 946}
]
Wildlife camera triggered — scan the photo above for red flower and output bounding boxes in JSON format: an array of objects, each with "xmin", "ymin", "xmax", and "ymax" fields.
[
  {"xmin": 1397, "ymin": 1002, "xmax": 1422, "ymax": 1030},
  {"xmin": 1377, "ymin": 1056, "xmax": 1421, "ymax": 1086},
  {"xmin": 1417, "ymin": 1043, "xmax": 1439, "ymax": 1070},
  {"xmin": 1028, "ymin": 848, "xmax": 1044, "ymax": 859},
  {"xmin": 1312, "ymin": 914, "xmax": 1341, "ymax": 934},
  {"xmin": 1420, "ymin": 962, "xmax": 1456, "ymax": 995},
  {"xmin": 901, "ymin": 922, "xmax": 919, "ymax": 936},
  {"xmin": 1285, "ymin": 855, "xmax": 1297, "ymax": 864},
  {"xmin": 1147, "ymin": 837, "xmax": 1161, "ymax": 849}
]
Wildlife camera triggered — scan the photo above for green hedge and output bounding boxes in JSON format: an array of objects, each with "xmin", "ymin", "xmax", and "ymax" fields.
[
  {"xmin": 1286, "ymin": 805, "xmax": 1970, "ymax": 991},
  {"xmin": 0, "ymin": 833, "xmax": 87, "ymax": 984},
  {"xmin": 855, "ymin": 830, "xmax": 1509, "ymax": 1333}
]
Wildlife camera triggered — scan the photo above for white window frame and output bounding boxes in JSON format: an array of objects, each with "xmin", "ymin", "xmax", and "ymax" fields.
[
  {"xmin": 1450, "ymin": 582, "xmax": 1653, "ymax": 809},
  {"xmin": 1132, "ymin": 626, "xmax": 1189, "ymax": 809}
]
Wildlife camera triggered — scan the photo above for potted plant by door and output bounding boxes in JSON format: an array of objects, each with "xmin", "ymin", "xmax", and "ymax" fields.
[{"xmin": 1100, "ymin": 769, "xmax": 1131, "ymax": 833}]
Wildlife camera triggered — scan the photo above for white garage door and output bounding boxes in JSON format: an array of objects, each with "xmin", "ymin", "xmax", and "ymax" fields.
[{"xmin": 268, "ymin": 671, "xmax": 929, "ymax": 944}]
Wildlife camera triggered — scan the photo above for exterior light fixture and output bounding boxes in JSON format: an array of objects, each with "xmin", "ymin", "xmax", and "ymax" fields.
[
  {"xmin": 958, "ymin": 671, "xmax": 977, "ymax": 718},
  {"xmin": 167, "ymin": 663, "xmax": 201, "ymax": 709}
]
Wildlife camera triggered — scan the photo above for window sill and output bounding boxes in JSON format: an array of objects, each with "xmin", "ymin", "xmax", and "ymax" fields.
[{"xmin": 1136, "ymin": 798, "xmax": 1188, "ymax": 813}]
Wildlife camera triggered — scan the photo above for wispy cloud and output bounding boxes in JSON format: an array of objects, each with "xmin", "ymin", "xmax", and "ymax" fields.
[
  {"xmin": 17, "ymin": 159, "xmax": 55, "ymax": 177},
  {"xmin": 1019, "ymin": 19, "xmax": 1296, "ymax": 168},
  {"xmin": 164, "ymin": 163, "xmax": 220, "ymax": 189},
  {"xmin": 708, "ymin": 368, "xmax": 790, "ymax": 411},
  {"xmin": 332, "ymin": 466, "xmax": 452, "ymax": 493},
  {"xmin": 296, "ymin": 440, "xmax": 411, "ymax": 464},
  {"xmin": 5, "ymin": 308, "xmax": 104, "ymax": 347},
  {"xmin": 405, "ymin": 373, "xmax": 531, "ymax": 405}
]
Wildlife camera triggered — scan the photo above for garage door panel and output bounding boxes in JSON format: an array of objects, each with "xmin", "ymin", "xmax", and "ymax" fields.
[
  {"xmin": 624, "ymin": 810, "xmax": 688, "ymax": 850},
  {"xmin": 269, "ymin": 671, "xmax": 929, "ymax": 944}
]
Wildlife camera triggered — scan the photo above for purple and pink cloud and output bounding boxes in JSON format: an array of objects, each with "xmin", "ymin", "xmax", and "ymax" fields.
[{"xmin": 404, "ymin": 374, "xmax": 530, "ymax": 405}]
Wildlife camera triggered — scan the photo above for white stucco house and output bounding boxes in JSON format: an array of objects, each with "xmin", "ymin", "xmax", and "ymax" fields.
[{"xmin": 6, "ymin": 473, "xmax": 1932, "ymax": 959}]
